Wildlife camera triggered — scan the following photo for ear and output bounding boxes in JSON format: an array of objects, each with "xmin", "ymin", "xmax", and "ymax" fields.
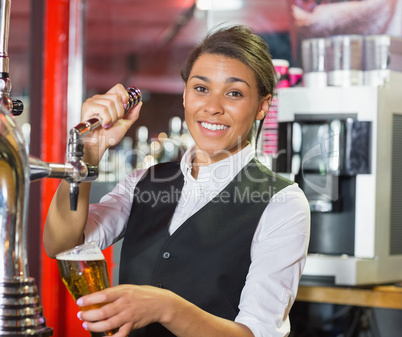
[{"xmin": 256, "ymin": 94, "xmax": 272, "ymax": 121}]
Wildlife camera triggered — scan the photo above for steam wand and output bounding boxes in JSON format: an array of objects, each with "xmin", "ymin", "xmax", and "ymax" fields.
[{"xmin": 30, "ymin": 86, "xmax": 142, "ymax": 211}]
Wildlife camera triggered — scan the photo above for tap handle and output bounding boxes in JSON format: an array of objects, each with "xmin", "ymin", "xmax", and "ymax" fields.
[
  {"xmin": 126, "ymin": 86, "xmax": 142, "ymax": 112},
  {"xmin": 0, "ymin": 96, "xmax": 23, "ymax": 116},
  {"xmin": 11, "ymin": 98, "xmax": 23, "ymax": 116}
]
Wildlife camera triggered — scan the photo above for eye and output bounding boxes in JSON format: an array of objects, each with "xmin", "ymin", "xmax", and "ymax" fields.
[
  {"xmin": 194, "ymin": 85, "xmax": 208, "ymax": 93},
  {"xmin": 228, "ymin": 90, "xmax": 243, "ymax": 98}
]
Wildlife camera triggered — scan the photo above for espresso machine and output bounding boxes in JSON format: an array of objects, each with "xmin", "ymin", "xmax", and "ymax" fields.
[
  {"xmin": 0, "ymin": 0, "xmax": 141, "ymax": 334},
  {"xmin": 276, "ymin": 78, "xmax": 402, "ymax": 286}
]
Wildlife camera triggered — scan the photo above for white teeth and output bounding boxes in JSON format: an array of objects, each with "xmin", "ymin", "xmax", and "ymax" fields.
[{"xmin": 201, "ymin": 122, "xmax": 228, "ymax": 131}]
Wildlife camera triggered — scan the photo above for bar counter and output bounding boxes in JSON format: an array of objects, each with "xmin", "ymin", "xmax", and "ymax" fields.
[{"xmin": 297, "ymin": 284, "xmax": 402, "ymax": 310}]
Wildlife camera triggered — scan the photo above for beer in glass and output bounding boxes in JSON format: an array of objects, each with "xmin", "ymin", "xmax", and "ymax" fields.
[{"xmin": 56, "ymin": 241, "xmax": 118, "ymax": 336}]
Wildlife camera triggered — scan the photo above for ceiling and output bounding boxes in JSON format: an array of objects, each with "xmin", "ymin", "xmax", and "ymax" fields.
[
  {"xmin": 7, "ymin": 0, "xmax": 291, "ymax": 94},
  {"xmin": 84, "ymin": 0, "xmax": 290, "ymax": 54}
]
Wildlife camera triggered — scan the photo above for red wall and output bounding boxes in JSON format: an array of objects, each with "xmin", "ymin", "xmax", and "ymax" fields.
[{"xmin": 40, "ymin": 1, "xmax": 113, "ymax": 336}]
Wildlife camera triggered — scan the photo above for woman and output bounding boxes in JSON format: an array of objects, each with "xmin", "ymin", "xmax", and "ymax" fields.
[{"xmin": 44, "ymin": 25, "xmax": 310, "ymax": 337}]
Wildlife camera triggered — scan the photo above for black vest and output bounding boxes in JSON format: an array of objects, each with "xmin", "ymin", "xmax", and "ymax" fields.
[{"xmin": 120, "ymin": 159, "xmax": 292, "ymax": 337}]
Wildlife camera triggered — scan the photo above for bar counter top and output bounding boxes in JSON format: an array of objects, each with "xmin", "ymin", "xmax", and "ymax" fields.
[{"xmin": 297, "ymin": 284, "xmax": 402, "ymax": 310}]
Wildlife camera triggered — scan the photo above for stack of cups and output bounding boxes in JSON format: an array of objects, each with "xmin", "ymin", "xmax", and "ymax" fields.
[
  {"xmin": 262, "ymin": 59, "xmax": 290, "ymax": 155},
  {"xmin": 301, "ymin": 38, "xmax": 329, "ymax": 87},
  {"xmin": 273, "ymin": 59, "xmax": 291, "ymax": 88},
  {"xmin": 288, "ymin": 67, "xmax": 304, "ymax": 87},
  {"xmin": 302, "ymin": 35, "xmax": 366, "ymax": 87},
  {"xmin": 364, "ymin": 35, "xmax": 393, "ymax": 86},
  {"xmin": 326, "ymin": 35, "xmax": 364, "ymax": 86}
]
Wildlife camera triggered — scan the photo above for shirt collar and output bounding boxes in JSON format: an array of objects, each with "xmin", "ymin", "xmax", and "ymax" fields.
[{"xmin": 180, "ymin": 144, "xmax": 256, "ymax": 184}]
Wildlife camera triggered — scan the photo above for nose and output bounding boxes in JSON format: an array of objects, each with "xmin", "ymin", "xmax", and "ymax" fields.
[{"xmin": 204, "ymin": 94, "xmax": 224, "ymax": 116}]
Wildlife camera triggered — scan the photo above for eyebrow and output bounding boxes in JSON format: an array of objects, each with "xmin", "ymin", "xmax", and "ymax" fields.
[{"xmin": 190, "ymin": 75, "xmax": 251, "ymax": 88}]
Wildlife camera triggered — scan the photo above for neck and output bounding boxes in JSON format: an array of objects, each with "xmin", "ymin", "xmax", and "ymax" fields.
[{"xmin": 190, "ymin": 142, "xmax": 249, "ymax": 179}]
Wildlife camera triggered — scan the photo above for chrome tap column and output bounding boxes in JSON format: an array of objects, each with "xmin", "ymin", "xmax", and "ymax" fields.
[
  {"xmin": 0, "ymin": 0, "xmax": 52, "ymax": 335},
  {"xmin": 0, "ymin": 106, "xmax": 53, "ymax": 336}
]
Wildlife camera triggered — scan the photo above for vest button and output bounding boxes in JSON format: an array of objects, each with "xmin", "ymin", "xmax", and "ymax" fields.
[
  {"xmin": 155, "ymin": 282, "xmax": 163, "ymax": 288},
  {"xmin": 162, "ymin": 251, "xmax": 171, "ymax": 259}
]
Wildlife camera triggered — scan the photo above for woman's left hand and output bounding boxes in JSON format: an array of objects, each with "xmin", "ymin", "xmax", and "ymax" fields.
[
  {"xmin": 76, "ymin": 284, "xmax": 176, "ymax": 337},
  {"xmin": 77, "ymin": 284, "xmax": 254, "ymax": 337}
]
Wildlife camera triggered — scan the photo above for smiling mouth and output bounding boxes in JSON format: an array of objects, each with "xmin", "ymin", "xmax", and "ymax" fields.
[{"xmin": 200, "ymin": 122, "xmax": 229, "ymax": 131}]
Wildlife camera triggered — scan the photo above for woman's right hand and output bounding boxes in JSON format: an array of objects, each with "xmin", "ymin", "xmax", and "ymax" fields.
[{"xmin": 80, "ymin": 83, "xmax": 143, "ymax": 164}]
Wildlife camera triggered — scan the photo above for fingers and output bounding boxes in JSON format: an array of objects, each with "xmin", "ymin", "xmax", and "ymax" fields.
[
  {"xmin": 78, "ymin": 303, "xmax": 140, "ymax": 337},
  {"xmin": 81, "ymin": 319, "xmax": 131, "ymax": 337},
  {"xmin": 79, "ymin": 309, "xmax": 122, "ymax": 336},
  {"xmin": 106, "ymin": 83, "xmax": 131, "ymax": 120},
  {"xmin": 77, "ymin": 290, "xmax": 109, "ymax": 307},
  {"xmin": 77, "ymin": 297, "xmax": 124, "ymax": 335},
  {"xmin": 81, "ymin": 83, "xmax": 131, "ymax": 128},
  {"xmin": 76, "ymin": 284, "xmax": 168, "ymax": 335},
  {"xmin": 81, "ymin": 94, "xmax": 123, "ymax": 128},
  {"xmin": 124, "ymin": 101, "xmax": 142, "ymax": 124}
]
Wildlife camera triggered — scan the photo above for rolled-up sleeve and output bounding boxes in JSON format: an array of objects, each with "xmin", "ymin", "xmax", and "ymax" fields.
[
  {"xmin": 235, "ymin": 184, "xmax": 310, "ymax": 337},
  {"xmin": 84, "ymin": 169, "xmax": 147, "ymax": 250}
]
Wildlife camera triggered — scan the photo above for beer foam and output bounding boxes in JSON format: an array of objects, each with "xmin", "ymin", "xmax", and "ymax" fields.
[{"xmin": 55, "ymin": 242, "xmax": 105, "ymax": 261}]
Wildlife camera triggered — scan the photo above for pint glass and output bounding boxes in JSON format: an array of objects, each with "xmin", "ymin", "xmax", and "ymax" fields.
[{"xmin": 56, "ymin": 241, "xmax": 118, "ymax": 336}]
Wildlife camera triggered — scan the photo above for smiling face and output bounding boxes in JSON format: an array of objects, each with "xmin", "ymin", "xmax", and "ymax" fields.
[{"xmin": 184, "ymin": 53, "xmax": 270, "ymax": 166}]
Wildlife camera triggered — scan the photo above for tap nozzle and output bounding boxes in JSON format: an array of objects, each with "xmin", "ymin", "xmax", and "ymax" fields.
[
  {"xmin": 66, "ymin": 135, "xmax": 97, "ymax": 211},
  {"xmin": 69, "ymin": 183, "xmax": 80, "ymax": 211}
]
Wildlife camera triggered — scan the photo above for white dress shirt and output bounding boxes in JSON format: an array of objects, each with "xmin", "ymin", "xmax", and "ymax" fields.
[{"xmin": 85, "ymin": 144, "xmax": 310, "ymax": 337}]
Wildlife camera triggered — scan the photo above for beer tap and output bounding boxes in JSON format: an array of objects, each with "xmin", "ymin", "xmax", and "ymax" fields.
[
  {"xmin": 29, "ymin": 86, "xmax": 142, "ymax": 211},
  {"xmin": 0, "ymin": 0, "xmax": 140, "ymax": 334},
  {"xmin": 0, "ymin": 0, "xmax": 23, "ymax": 116},
  {"xmin": 0, "ymin": 1, "xmax": 53, "ymax": 335}
]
